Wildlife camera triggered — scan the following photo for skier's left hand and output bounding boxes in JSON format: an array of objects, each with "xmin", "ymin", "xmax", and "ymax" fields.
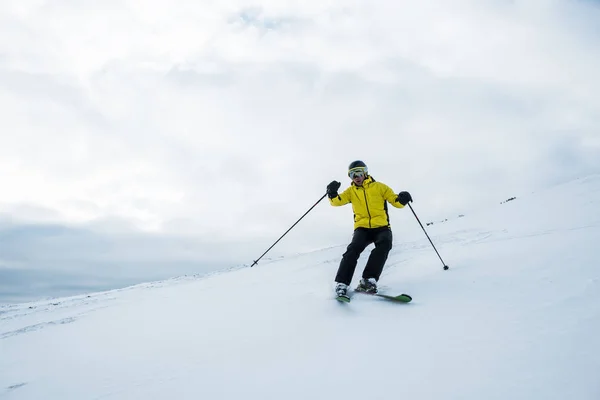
[{"xmin": 396, "ymin": 191, "xmax": 412, "ymax": 205}]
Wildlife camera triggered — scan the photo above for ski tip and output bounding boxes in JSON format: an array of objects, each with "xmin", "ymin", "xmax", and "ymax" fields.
[
  {"xmin": 336, "ymin": 296, "xmax": 351, "ymax": 303},
  {"xmin": 396, "ymin": 294, "xmax": 412, "ymax": 303},
  {"xmin": 378, "ymin": 293, "xmax": 412, "ymax": 303}
]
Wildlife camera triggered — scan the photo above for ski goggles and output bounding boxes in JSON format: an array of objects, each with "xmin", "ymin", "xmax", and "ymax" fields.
[{"xmin": 348, "ymin": 167, "xmax": 368, "ymax": 179}]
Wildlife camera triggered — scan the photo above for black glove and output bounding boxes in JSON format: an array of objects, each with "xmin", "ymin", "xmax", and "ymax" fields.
[
  {"xmin": 327, "ymin": 181, "xmax": 341, "ymax": 199},
  {"xmin": 396, "ymin": 191, "xmax": 412, "ymax": 205}
]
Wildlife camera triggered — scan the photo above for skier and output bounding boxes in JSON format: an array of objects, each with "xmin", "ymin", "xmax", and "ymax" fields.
[{"xmin": 326, "ymin": 160, "xmax": 412, "ymax": 300}]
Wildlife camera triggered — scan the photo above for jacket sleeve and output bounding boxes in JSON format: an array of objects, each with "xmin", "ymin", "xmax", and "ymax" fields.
[
  {"xmin": 382, "ymin": 183, "xmax": 405, "ymax": 209},
  {"xmin": 329, "ymin": 186, "xmax": 352, "ymax": 206}
]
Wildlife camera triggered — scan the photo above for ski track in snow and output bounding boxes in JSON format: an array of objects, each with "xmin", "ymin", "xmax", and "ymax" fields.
[
  {"xmin": 2, "ymin": 382, "xmax": 28, "ymax": 396},
  {"xmin": 1, "ymin": 316, "xmax": 80, "ymax": 339},
  {"xmin": 0, "ymin": 275, "xmax": 215, "ymax": 340}
]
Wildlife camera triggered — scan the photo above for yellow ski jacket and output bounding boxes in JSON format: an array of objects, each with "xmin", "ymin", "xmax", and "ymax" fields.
[{"xmin": 329, "ymin": 176, "xmax": 404, "ymax": 230}]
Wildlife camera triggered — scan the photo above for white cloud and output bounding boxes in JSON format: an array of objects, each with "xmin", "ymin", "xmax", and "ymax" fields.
[{"xmin": 0, "ymin": 0, "xmax": 599, "ymax": 286}]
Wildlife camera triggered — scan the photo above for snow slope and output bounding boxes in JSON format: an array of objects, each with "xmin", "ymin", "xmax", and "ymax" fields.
[{"xmin": 1, "ymin": 175, "xmax": 600, "ymax": 400}]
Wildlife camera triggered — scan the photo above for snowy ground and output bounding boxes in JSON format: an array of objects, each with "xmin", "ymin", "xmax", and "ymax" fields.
[{"xmin": 1, "ymin": 175, "xmax": 600, "ymax": 400}]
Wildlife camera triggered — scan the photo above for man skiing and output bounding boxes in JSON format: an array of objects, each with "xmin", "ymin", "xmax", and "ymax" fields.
[{"xmin": 327, "ymin": 160, "xmax": 412, "ymax": 301}]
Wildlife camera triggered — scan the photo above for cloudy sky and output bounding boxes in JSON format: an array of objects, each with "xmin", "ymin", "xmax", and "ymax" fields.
[{"xmin": 1, "ymin": 0, "xmax": 599, "ymax": 302}]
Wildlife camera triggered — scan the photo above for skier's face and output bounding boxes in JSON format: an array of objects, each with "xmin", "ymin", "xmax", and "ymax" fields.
[
  {"xmin": 352, "ymin": 174, "xmax": 366, "ymax": 186},
  {"xmin": 349, "ymin": 167, "xmax": 367, "ymax": 186}
]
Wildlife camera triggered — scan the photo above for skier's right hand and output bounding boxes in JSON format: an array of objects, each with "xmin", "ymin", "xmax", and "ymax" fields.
[{"xmin": 327, "ymin": 181, "xmax": 341, "ymax": 199}]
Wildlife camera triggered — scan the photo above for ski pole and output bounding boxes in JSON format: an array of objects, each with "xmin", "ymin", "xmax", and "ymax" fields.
[
  {"xmin": 251, "ymin": 193, "xmax": 328, "ymax": 267},
  {"xmin": 407, "ymin": 202, "xmax": 449, "ymax": 270}
]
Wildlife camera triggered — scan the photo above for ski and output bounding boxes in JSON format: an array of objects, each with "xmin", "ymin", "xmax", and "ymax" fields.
[
  {"xmin": 354, "ymin": 290, "xmax": 412, "ymax": 303},
  {"xmin": 336, "ymin": 294, "xmax": 351, "ymax": 303}
]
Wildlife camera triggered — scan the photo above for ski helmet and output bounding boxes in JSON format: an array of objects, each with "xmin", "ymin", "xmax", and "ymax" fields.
[{"xmin": 348, "ymin": 160, "xmax": 368, "ymax": 178}]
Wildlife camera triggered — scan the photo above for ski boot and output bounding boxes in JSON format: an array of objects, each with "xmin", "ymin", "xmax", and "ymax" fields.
[
  {"xmin": 356, "ymin": 277, "xmax": 378, "ymax": 294},
  {"xmin": 335, "ymin": 283, "xmax": 350, "ymax": 302}
]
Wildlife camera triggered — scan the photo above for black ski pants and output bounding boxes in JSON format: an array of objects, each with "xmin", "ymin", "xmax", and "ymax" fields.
[{"xmin": 335, "ymin": 226, "xmax": 393, "ymax": 285}]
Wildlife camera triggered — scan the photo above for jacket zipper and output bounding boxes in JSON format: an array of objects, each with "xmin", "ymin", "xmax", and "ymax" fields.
[{"xmin": 362, "ymin": 188, "xmax": 372, "ymax": 228}]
